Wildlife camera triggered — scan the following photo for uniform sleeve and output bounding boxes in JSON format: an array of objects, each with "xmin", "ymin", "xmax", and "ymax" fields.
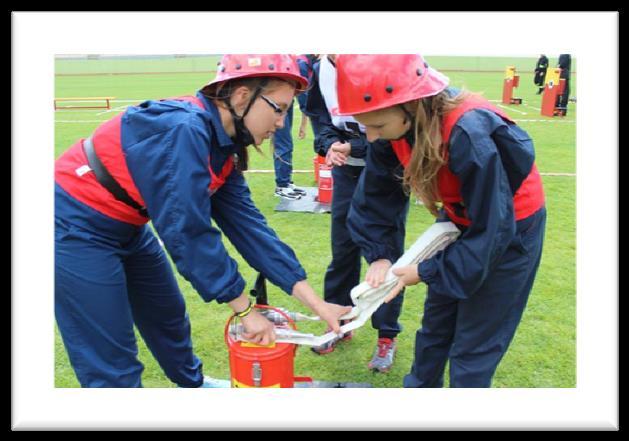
[
  {"xmin": 316, "ymin": 122, "xmax": 344, "ymax": 156},
  {"xmin": 417, "ymin": 111, "xmax": 522, "ymax": 300},
  {"xmin": 295, "ymin": 60, "xmax": 310, "ymax": 112},
  {"xmin": 124, "ymin": 116, "xmax": 245, "ymax": 304},
  {"xmin": 303, "ymin": 63, "xmax": 341, "ymax": 156},
  {"xmin": 307, "ymin": 92, "xmax": 368, "ymax": 158},
  {"xmin": 345, "ymin": 131, "xmax": 368, "ymax": 159},
  {"xmin": 210, "ymin": 170, "xmax": 307, "ymax": 295},
  {"xmin": 296, "ymin": 91, "xmax": 308, "ymax": 113},
  {"xmin": 347, "ymin": 139, "xmax": 410, "ymax": 264},
  {"xmin": 304, "ymin": 62, "xmax": 323, "ymax": 120}
]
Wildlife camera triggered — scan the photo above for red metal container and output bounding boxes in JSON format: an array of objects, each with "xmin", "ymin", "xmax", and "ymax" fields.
[
  {"xmin": 317, "ymin": 164, "xmax": 333, "ymax": 204},
  {"xmin": 314, "ymin": 155, "xmax": 326, "ymax": 183},
  {"xmin": 224, "ymin": 305, "xmax": 310, "ymax": 388}
]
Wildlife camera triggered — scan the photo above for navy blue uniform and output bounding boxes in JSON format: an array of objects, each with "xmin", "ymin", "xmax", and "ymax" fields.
[
  {"xmin": 307, "ymin": 61, "xmax": 407, "ymax": 338},
  {"xmin": 347, "ymin": 107, "xmax": 546, "ymax": 387},
  {"xmin": 272, "ymin": 55, "xmax": 317, "ymax": 187},
  {"xmin": 55, "ymin": 93, "xmax": 307, "ymax": 387},
  {"xmin": 556, "ymin": 54, "xmax": 572, "ymax": 114}
]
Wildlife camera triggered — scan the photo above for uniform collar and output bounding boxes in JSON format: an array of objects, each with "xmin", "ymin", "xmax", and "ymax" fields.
[{"xmin": 196, "ymin": 91, "xmax": 235, "ymax": 149}]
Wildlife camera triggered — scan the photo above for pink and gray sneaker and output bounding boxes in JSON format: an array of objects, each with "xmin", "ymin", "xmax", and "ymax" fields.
[{"xmin": 368, "ymin": 337, "xmax": 397, "ymax": 373}]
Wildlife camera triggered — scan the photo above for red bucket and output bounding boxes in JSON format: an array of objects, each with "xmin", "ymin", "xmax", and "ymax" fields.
[{"xmin": 224, "ymin": 305, "xmax": 310, "ymax": 388}]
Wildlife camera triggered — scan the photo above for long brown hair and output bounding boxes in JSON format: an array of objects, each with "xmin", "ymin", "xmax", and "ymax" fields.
[{"xmin": 403, "ymin": 89, "xmax": 471, "ymax": 217}]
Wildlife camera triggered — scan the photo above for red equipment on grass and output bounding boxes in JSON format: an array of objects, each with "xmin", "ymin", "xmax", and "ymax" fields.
[
  {"xmin": 317, "ymin": 163, "xmax": 333, "ymax": 204},
  {"xmin": 502, "ymin": 66, "xmax": 522, "ymax": 105},
  {"xmin": 540, "ymin": 68, "xmax": 567, "ymax": 117}
]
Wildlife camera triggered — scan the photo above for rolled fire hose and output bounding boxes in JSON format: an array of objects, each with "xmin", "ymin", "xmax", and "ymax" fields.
[{"xmin": 233, "ymin": 221, "xmax": 460, "ymax": 346}]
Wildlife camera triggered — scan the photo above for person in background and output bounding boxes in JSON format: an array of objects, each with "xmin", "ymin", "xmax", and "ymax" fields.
[
  {"xmin": 270, "ymin": 54, "xmax": 318, "ymax": 200},
  {"xmin": 556, "ymin": 53, "xmax": 572, "ymax": 116},
  {"xmin": 295, "ymin": 54, "xmax": 319, "ymax": 141},
  {"xmin": 534, "ymin": 54, "xmax": 549, "ymax": 95},
  {"xmin": 305, "ymin": 54, "xmax": 408, "ymax": 373}
]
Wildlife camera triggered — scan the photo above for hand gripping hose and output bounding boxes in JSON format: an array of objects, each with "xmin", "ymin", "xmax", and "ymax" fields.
[{"xmin": 240, "ymin": 222, "xmax": 460, "ymax": 346}]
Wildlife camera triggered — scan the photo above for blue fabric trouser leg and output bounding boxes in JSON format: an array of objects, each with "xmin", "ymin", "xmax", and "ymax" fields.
[
  {"xmin": 371, "ymin": 195, "xmax": 408, "ymax": 339},
  {"xmin": 273, "ymin": 102, "xmax": 294, "ymax": 187},
  {"xmin": 309, "ymin": 118, "xmax": 324, "ymax": 155},
  {"xmin": 404, "ymin": 207, "xmax": 546, "ymax": 388},
  {"xmin": 55, "ymin": 185, "xmax": 203, "ymax": 387},
  {"xmin": 324, "ymin": 165, "xmax": 405, "ymax": 338},
  {"xmin": 556, "ymin": 78, "xmax": 571, "ymax": 113},
  {"xmin": 323, "ymin": 165, "xmax": 363, "ymax": 307},
  {"xmin": 123, "ymin": 230, "xmax": 203, "ymax": 387}
]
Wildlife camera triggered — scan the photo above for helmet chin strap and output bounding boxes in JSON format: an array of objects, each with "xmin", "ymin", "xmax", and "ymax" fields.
[{"xmin": 223, "ymin": 79, "xmax": 268, "ymax": 148}]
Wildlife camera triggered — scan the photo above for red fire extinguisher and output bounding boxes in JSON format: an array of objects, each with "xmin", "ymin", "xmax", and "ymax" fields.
[
  {"xmin": 317, "ymin": 163, "xmax": 333, "ymax": 204},
  {"xmin": 313, "ymin": 155, "xmax": 325, "ymax": 183}
]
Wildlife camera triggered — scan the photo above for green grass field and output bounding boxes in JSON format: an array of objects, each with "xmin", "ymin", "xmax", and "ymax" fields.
[{"xmin": 54, "ymin": 55, "xmax": 576, "ymax": 388}]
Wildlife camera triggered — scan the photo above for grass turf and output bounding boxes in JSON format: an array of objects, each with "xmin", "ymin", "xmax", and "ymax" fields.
[{"xmin": 54, "ymin": 56, "xmax": 576, "ymax": 387}]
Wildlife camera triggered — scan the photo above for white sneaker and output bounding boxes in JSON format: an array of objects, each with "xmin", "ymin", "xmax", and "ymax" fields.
[
  {"xmin": 176, "ymin": 376, "xmax": 231, "ymax": 388},
  {"xmin": 200, "ymin": 376, "xmax": 231, "ymax": 388},
  {"xmin": 288, "ymin": 183, "xmax": 307, "ymax": 196},
  {"xmin": 275, "ymin": 186, "xmax": 302, "ymax": 200}
]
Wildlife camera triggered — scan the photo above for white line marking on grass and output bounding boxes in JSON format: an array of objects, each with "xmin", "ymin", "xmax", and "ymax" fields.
[
  {"xmin": 55, "ymin": 120, "xmax": 109, "ymax": 123},
  {"xmin": 496, "ymin": 104, "xmax": 527, "ymax": 115},
  {"xmin": 92, "ymin": 99, "xmax": 194, "ymax": 115},
  {"xmin": 244, "ymin": 169, "xmax": 576, "ymax": 177},
  {"xmin": 54, "ymin": 109, "xmax": 103, "ymax": 113},
  {"xmin": 513, "ymin": 119, "xmax": 575, "ymax": 123},
  {"xmin": 522, "ymin": 103, "xmax": 541, "ymax": 111},
  {"xmin": 245, "ymin": 170, "xmax": 312, "ymax": 173},
  {"xmin": 475, "ymin": 99, "xmax": 551, "ymax": 114},
  {"xmin": 96, "ymin": 105, "xmax": 127, "ymax": 116}
]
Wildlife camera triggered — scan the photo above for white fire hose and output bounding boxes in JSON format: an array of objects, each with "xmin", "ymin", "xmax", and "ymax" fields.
[{"xmin": 233, "ymin": 221, "xmax": 460, "ymax": 347}]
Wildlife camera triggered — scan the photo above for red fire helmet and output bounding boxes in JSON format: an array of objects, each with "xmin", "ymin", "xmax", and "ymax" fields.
[
  {"xmin": 336, "ymin": 54, "xmax": 450, "ymax": 115},
  {"xmin": 204, "ymin": 54, "xmax": 309, "ymax": 94}
]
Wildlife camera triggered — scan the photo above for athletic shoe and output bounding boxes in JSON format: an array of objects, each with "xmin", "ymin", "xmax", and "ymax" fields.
[
  {"xmin": 368, "ymin": 337, "xmax": 397, "ymax": 373},
  {"xmin": 275, "ymin": 186, "xmax": 302, "ymax": 200}
]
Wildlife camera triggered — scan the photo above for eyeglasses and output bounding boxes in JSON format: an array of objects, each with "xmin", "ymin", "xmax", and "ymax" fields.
[{"xmin": 260, "ymin": 95, "xmax": 288, "ymax": 117}]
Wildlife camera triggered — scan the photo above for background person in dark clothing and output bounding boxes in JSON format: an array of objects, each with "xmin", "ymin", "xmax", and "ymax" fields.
[
  {"xmin": 305, "ymin": 55, "xmax": 407, "ymax": 372},
  {"xmin": 534, "ymin": 54, "xmax": 549, "ymax": 94},
  {"xmin": 556, "ymin": 54, "xmax": 572, "ymax": 115}
]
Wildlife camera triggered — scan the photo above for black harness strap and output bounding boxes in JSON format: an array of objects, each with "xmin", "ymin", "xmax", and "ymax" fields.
[{"xmin": 83, "ymin": 136, "xmax": 148, "ymax": 218}]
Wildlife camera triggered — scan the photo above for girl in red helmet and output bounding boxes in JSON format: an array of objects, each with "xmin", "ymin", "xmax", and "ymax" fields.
[
  {"xmin": 55, "ymin": 54, "xmax": 351, "ymax": 388},
  {"xmin": 336, "ymin": 54, "xmax": 546, "ymax": 387}
]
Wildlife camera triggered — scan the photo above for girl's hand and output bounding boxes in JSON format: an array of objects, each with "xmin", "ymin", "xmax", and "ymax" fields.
[
  {"xmin": 240, "ymin": 310, "xmax": 276, "ymax": 346},
  {"xmin": 291, "ymin": 281, "xmax": 352, "ymax": 334},
  {"xmin": 365, "ymin": 259, "xmax": 392, "ymax": 288},
  {"xmin": 383, "ymin": 265, "xmax": 421, "ymax": 303}
]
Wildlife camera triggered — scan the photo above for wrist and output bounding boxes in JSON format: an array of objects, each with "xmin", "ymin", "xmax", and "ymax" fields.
[
  {"xmin": 292, "ymin": 280, "xmax": 321, "ymax": 308},
  {"xmin": 234, "ymin": 300, "xmax": 254, "ymax": 318},
  {"xmin": 228, "ymin": 292, "xmax": 251, "ymax": 314}
]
